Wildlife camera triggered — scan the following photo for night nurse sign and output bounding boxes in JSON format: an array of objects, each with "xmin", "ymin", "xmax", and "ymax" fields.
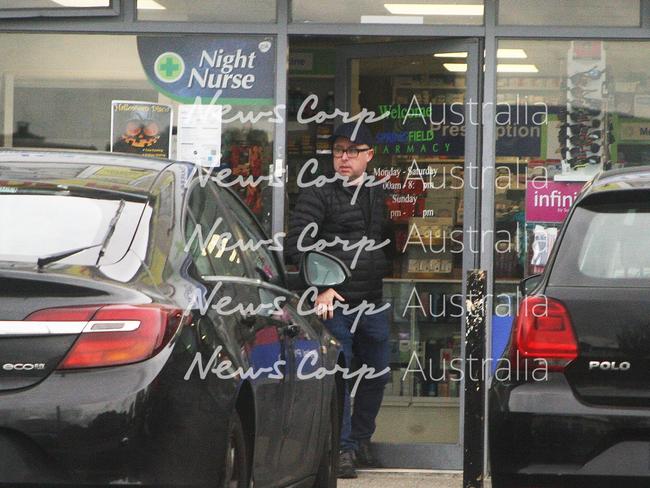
[{"xmin": 137, "ymin": 36, "xmax": 275, "ymax": 104}]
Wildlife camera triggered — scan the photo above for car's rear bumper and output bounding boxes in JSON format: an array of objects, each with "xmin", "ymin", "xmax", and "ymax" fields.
[
  {"xmin": 0, "ymin": 349, "xmax": 230, "ymax": 486},
  {"xmin": 489, "ymin": 374, "xmax": 650, "ymax": 481}
]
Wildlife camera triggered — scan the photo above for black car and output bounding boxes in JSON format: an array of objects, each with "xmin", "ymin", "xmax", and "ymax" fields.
[
  {"xmin": 489, "ymin": 166, "xmax": 650, "ymax": 487},
  {"xmin": 0, "ymin": 149, "xmax": 346, "ymax": 487}
]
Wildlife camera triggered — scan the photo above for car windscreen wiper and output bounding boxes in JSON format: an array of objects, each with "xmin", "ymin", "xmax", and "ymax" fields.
[
  {"xmin": 36, "ymin": 243, "xmax": 103, "ymax": 269},
  {"xmin": 95, "ymin": 199, "xmax": 126, "ymax": 265},
  {"xmin": 36, "ymin": 200, "xmax": 126, "ymax": 269}
]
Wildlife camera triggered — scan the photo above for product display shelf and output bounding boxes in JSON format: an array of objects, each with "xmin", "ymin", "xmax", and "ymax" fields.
[
  {"xmin": 495, "ymin": 279, "xmax": 521, "ymax": 284},
  {"xmin": 384, "ymin": 277, "xmax": 462, "ymax": 284},
  {"xmin": 384, "ymin": 278, "xmax": 463, "ymax": 404},
  {"xmin": 394, "ymin": 85, "xmax": 465, "ymax": 92},
  {"xmin": 498, "ymin": 87, "xmax": 564, "ymax": 92}
]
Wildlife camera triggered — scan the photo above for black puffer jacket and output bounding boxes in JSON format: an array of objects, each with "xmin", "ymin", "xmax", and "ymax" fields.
[{"xmin": 285, "ymin": 180, "xmax": 391, "ymax": 305}]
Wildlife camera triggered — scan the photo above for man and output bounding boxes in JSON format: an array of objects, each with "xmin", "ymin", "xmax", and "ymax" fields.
[{"xmin": 285, "ymin": 122, "xmax": 391, "ymax": 479}]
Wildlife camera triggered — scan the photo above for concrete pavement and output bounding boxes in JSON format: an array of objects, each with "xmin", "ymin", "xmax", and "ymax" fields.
[{"xmin": 339, "ymin": 470, "xmax": 466, "ymax": 488}]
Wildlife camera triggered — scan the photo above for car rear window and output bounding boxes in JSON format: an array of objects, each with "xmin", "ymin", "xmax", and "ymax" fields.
[
  {"xmin": 0, "ymin": 192, "xmax": 145, "ymax": 265},
  {"xmin": 549, "ymin": 191, "xmax": 650, "ymax": 287}
]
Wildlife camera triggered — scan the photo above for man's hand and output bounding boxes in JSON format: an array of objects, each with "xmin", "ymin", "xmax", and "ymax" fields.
[{"xmin": 315, "ymin": 288, "xmax": 345, "ymax": 320}]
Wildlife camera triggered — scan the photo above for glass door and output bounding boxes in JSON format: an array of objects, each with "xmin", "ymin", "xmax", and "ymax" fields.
[{"xmin": 335, "ymin": 39, "xmax": 481, "ymax": 469}]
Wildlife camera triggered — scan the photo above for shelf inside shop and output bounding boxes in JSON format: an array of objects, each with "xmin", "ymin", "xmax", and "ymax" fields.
[
  {"xmin": 392, "ymin": 82, "xmax": 465, "ymax": 89},
  {"xmin": 402, "ymin": 273, "xmax": 463, "ymax": 280},
  {"xmin": 498, "ymin": 87, "xmax": 565, "ymax": 92},
  {"xmin": 384, "ymin": 278, "xmax": 462, "ymax": 283},
  {"xmin": 403, "ymin": 86, "xmax": 465, "ymax": 91},
  {"xmin": 385, "ymin": 277, "xmax": 521, "ymax": 285},
  {"xmin": 382, "ymin": 397, "xmax": 460, "ymax": 407}
]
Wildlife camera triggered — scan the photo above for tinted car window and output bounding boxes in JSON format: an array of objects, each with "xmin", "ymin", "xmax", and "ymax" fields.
[
  {"xmin": 549, "ymin": 191, "xmax": 650, "ymax": 287},
  {"xmin": 217, "ymin": 187, "xmax": 283, "ymax": 284},
  {"xmin": 148, "ymin": 171, "xmax": 175, "ymax": 280},
  {"xmin": 184, "ymin": 183, "xmax": 247, "ymax": 278},
  {"xmin": 184, "ymin": 211, "xmax": 214, "ymax": 277},
  {"xmin": 0, "ymin": 192, "xmax": 144, "ymax": 265}
]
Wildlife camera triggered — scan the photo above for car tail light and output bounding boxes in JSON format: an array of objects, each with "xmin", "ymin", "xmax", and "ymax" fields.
[
  {"xmin": 511, "ymin": 296, "xmax": 578, "ymax": 372},
  {"xmin": 27, "ymin": 304, "xmax": 186, "ymax": 369}
]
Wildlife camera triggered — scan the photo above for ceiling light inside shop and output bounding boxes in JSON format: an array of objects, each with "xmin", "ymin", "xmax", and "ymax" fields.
[
  {"xmin": 443, "ymin": 63, "xmax": 468, "ymax": 72},
  {"xmin": 361, "ymin": 15, "xmax": 424, "ymax": 23},
  {"xmin": 443, "ymin": 63, "xmax": 539, "ymax": 73},
  {"xmin": 496, "ymin": 49, "xmax": 527, "ymax": 59},
  {"xmin": 435, "ymin": 52, "xmax": 469, "ymax": 58},
  {"xmin": 137, "ymin": 0, "xmax": 166, "ymax": 9},
  {"xmin": 51, "ymin": 0, "xmax": 110, "ymax": 6},
  {"xmin": 384, "ymin": 4, "xmax": 484, "ymax": 16},
  {"xmin": 435, "ymin": 49, "xmax": 528, "ymax": 59},
  {"xmin": 497, "ymin": 64, "xmax": 539, "ymax": 73}
]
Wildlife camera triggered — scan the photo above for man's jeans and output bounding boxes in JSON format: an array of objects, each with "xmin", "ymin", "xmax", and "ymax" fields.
[{"xmin": 323, "ymin": 305, "xmax": 391, "ymax": 452}]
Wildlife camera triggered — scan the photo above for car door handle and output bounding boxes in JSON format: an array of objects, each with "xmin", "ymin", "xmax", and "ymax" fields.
[{"xmin": 282, "ymin": 323, "xmax": 300, "ymax": 338}]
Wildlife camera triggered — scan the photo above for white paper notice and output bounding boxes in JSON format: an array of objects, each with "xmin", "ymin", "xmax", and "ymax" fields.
[{"xmin": 177, "ymin": 104, "xmax": 222, "ymax": 167}]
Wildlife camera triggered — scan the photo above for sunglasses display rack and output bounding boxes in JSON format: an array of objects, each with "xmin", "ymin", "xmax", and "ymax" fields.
[{"xmin": 557, "ymin": 42, "xmax": 609, "ymax": 181}]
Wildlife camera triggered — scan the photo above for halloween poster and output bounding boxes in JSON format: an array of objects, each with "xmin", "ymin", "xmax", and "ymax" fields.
[{"xmin": 111, "ymin": 101, "xmax": 172, "ymax": 158}]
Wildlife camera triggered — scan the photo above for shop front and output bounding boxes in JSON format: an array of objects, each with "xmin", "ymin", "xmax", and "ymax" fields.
[{"xmin": 1, "ymin": 0, "xmax": 650, "ymax": 474}]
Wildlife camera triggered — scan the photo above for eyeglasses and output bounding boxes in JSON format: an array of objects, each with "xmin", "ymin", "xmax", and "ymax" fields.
[{"xmin": 332, "ymin": 146, "xmax": 372, "ymax": 158}]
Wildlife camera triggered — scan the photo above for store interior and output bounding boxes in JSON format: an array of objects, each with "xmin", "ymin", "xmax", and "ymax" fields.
[{"xmin": 286, "ymin": 36, "xmax": 650, "ymax": 446}]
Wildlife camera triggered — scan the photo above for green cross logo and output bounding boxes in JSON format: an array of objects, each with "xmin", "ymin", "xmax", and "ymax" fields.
[{"xmin": 154, "ymin": 52, "xmax": 185, "ymax": 83}]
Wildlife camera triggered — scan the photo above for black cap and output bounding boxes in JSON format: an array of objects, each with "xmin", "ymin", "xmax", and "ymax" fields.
[{"xmin": 331, "ymin": 121, "xmax": 374, "ymax": 147}]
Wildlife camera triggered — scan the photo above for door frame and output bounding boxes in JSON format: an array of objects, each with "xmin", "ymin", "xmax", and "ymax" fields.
[{"xmin": 334, "ymin": 38, "xmax": 482, "ymax": 470}]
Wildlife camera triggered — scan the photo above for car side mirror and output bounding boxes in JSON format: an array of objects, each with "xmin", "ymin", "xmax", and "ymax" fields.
[
  {"xmin": 286, "ymin": 251, "xmax": 351, "ymax": 291},
  {"xmin": 519, "ymin": 273, "xmax": 543, "ymax": 296},
  {"xmin": 301, "ymin": 251, "xmax": 350, "ymax": 288}
]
